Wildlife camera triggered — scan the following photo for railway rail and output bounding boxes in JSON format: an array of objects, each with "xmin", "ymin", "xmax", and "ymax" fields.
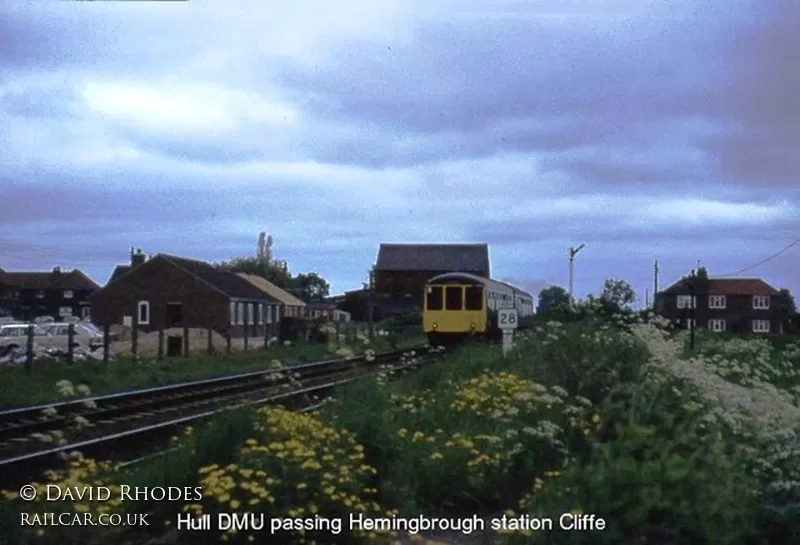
[{"xmin": 0, "ymin": 346, "xmax": 436, "ymax": 489}]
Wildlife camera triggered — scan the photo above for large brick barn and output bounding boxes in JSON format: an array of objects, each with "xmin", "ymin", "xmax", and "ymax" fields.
[{"xmin": 372, "ymin": 243, "xmax": 490, "ymax": 314}]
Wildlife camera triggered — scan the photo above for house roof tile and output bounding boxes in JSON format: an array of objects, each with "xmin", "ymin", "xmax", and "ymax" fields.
[
  {"xmin": 375, "ymin": 243, "xmax": 490, "ymax": 273},
  {"xmin": 0, "ymin": 269, "xmax": 100, "ymax": 291},
  {"xmin": 107, "ymin": 265, "xmax": 131, "ymax": 285},
  {"xmin": 157, "ymin": 254, "xmax": 271, "ymax": 300},
  {"xmin": 662, "ymin": 277, "xmax": 779, "ymax": 296},
  {"xmin": 236, "ymin": 274, "xmax": 306, "ymax": 306}
]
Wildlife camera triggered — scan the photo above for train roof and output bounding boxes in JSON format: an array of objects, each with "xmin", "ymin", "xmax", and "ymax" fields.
[{"xmin": 427, "ymin": 272, "xmax": 533, "ymax": 298}]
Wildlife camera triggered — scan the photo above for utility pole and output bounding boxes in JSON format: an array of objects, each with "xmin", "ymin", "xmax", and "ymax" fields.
[
  {"xmin": 653, "ymin": 260, "xmax": 659, "ymax": 310},
  {"xmin": 568, "ymin": 243, "xmax": 585, "ymax": 309},
  {"xmin": 367, "ymin": 267, "xmax": 374, "ymax": 340},
  {"xmin": 688, "ymin": 269, "xmax": 696, "ymax": 352}
]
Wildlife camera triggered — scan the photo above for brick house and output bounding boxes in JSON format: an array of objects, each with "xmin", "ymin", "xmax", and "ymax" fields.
[
  {"xmin": 90, "ymin": 253, "xmax": 280, "ymax": 338},
  {"xmin": 305, "ymin": 302, "xmax": 351, "ymax": 323},
  {"xmin": 0, "ymin": 265, "xmax": 99, "ymax": 321},
  {"xmin": 373, "ymin": 243, "xmax": 491, "ymax": 312},
  {"xmin": 236, "ymin": 273, "xmax": 306, "ymax": 319},
  {"xmin": 655, "ymin": 268, "xmax": 784, "ymax": 334}
]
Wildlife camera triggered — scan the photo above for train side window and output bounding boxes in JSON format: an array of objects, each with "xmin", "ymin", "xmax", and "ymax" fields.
[
  {"xmin": 465, "ymin": 286, "xmax": 483, "ymax": 310},
  {"xmin": 445, "ymin": 286, "xmax": 463, "ymax": 310},
  {"xmin": 426, "ymin": 286, "xmax": 443, "ymax": 310}
]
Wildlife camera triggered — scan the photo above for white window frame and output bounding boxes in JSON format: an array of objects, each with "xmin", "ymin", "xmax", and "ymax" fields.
[
  {"xmin": 752, "ymin": 295, "xmax": 770, "ymax": 309},
  {"xmin": 247, "ymin": 302, "xmax": 254, "ymax": 325},
  {"xmin": 752, "ymin": 320, "xmax": 770, "ymax": 333},
  {"xmin": 676, "ymin": 295, "xmax": 696, "ymax": 309},
  {"xmin": 237, "ymin": 302, "xmax": 244, "ymax": 325},
  {"xmin": 685, "ymin": 318, "xmax": 695, "ymax": 330},
  {"xmin": 708, "ymin": 295, "xmax": 726, "ymax": 309},
  {"xmin": 63, "ymin": 290, "xmax": 73, "ymax": 300},
  {"xmin": 137, "ymin": 301, "xmax": 150, "ymax": 325},
  {"xmin": 59, "ymin": 306, "xmax": 73, "ymax": 317},
  {"xmin": 229, "ymin": 302, "xmax": 236, "ymax": 325},
  {"xmin": 708, "ymin": 319, "xmax": 726, "ymax": 332},
  {"xmin": 266, "ymin": 306, "xmax": 272, "ymax": 324},
  {"xmin": 256, "ymin": 303, "xmax": 262, "ymax": 325},
  {"xmin": 275, "ymin": 306, "xmax": 281, "ymax": 322}
]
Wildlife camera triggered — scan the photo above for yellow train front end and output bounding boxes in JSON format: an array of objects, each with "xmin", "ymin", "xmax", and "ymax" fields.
[{"xmin": 423, "ymin": 281, "xmax": 487, "ymax": 346}]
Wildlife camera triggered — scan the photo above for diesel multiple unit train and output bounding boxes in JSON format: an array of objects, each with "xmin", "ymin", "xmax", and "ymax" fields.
[{"xmin": 422, "ymin": 272, "xmax": 535, "ymax": 345}]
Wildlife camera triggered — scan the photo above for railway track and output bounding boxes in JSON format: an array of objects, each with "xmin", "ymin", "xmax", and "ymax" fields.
[{"xmin": 0, "ymin": 346, "xmax": 434, "ymax": 488}]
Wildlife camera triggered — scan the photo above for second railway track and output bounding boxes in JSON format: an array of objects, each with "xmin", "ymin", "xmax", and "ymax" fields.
[{"xmin": 0, "ymin": 347, "xmax": 427, "ymax": 464}]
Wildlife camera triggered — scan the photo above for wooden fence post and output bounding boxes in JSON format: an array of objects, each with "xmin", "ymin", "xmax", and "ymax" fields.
[
  {"xmin": 157, "ymin": 329, "xmax": 165, "ymax": 360},
  {"xmin": 183, "ymin": 326, "xmax": 189, "ymax": 357},
  {"xmin": 131, "ymin": 311, "xmax": 138, "ymax": 358},
  {"xmin": 66, "ymin": 323, "xmax": 75, "ymax": 364},
  {"xmin": 103, "ymin": 323, "xmax": 110, "ymax": 365},
  {"xmin": 243, "ymin": 308, "xmax": 249, "ymax": 351},
  {"xmin": 25, "ymin": 325, "xmax": 34, "ymax": 372}
]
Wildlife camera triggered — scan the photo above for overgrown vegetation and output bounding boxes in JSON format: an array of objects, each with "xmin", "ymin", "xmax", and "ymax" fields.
[
  {"xmin": 0, "ymin": 326, "xmax": 424, "ymax": 408},
  {"xmin": 2, "ymin": 306, "xmax": 799, "ymax": 544}
]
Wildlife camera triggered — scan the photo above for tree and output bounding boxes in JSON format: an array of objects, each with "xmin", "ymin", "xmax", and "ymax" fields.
[
  {"xmin": 339, "ymin": 290, "xmax": 369, "ymax": 321},
  {"xmin": 600, "ymin": 278, "xmax": 636, "ymax": 310},
  {"xmin": 776, "ymin": 288, "xmax": 797, "ymax": 315},
  {"xmin": 537, "ymin": 285, "xmax": 570, "ymax": 313},
  {"xmin": 290, "ymin": 272, "xmax": 330, "ymax": 303},
  {"xmin": 213, "ymin": 256, "xmax": 292, "ymax": 288}
]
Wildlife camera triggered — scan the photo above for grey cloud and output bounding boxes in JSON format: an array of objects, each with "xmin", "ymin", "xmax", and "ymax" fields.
[{"xmin": 0, "ymin": 82, "xmax": 84, "ymax": 118}]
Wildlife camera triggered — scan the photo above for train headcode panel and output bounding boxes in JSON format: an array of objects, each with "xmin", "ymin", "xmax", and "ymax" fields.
[{"xmin": 498, "ymin": 309, "xmax": 518, "ymax": 329}]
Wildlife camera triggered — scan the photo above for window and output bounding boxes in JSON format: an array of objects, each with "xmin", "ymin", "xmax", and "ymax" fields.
[
  {"xmin": 708, "ymin": 319, "xmax": 726, "ymax": 332},
  {"xmin": 229, "ymin": 302, "xmax": 236, "ymax": 325},
  {"xmin": 752, "ymin": 295, "xmax": 770, "ymax": 309},
  {"xmin": 256, "ymin": 304, "xmax": 262, "ymax": 325},
  {"xmin": 445, "ymin": 286, "xmax": 463, "ymax": 310},
  {"xmin": 36, "ymin": 290, "xmax": 46, "ymax": 299},
  {"xmin": 63, "ymin": 290, "xmax": 73, "ymax": 299},
  {"xmin": 465, "ymin": 286, "xmax": 483, "ymax": 310},
  {"xmin": 708, "ymin": 295, "xmax": 726, "ymax": 309},
  {"xmin": 676, "ymin": 295, "xmax": 696, "ymax": 309},
  {"xmin": 137, "ymin": 301, "xmax": 150, "ymax": 325},
  {"xmin": 81, "ymin": 306, "xmax": 91, "ymax": 319},
  {"xmin": 752, "ymin": 320, "xmax": 770, "ymax": 333},
  {"xmin": 685, "ymin": 318, "xmax": 695, "ymax": 330},
  {"xmin": 426, "ymin": 286, "xmax": 443, "ymax": 311},
  {"xmin": 237, "ymin": 303, "xmax": 244, "ymax": 325},
  {"xmin": 247, "ymin": 303, "xmax": 254, "ymax": 324},
  {"xmin": 267, "ymin": 305, "xmax": 272, "ymax": 324},
  {"xmin": 59, "ymin": 306, "xmax": 73, "ymax": 317}
]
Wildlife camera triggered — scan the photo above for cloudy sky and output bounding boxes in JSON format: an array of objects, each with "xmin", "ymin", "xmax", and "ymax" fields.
[{"xmin": 1, "ymin": 0, "xmax": 798, "ymax": 304}]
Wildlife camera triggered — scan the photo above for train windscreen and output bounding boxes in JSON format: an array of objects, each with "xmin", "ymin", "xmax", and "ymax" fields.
[
  {"xmin": 465, "ymin": 286, "xmax": 483, "ymax": 310},
  {"xmin": 445, "ymin": 286, "xmax": 463, "ymax": 310},
  {"xmin": 426, "ymin": 286, "xmax": 443, "ymax": 310}
]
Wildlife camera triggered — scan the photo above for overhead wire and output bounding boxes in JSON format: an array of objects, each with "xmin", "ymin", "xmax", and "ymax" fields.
[{"xmin": 715, "ymin": 237, "xmax": 800, "ymax": 277}]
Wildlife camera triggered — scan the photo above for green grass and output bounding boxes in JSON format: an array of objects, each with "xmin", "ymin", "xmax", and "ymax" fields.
[
  {"xmin": 0, "ymin": 331, "xmax": 427, "ymax": 409},
  {"xmin": 4, "ymin": 317, "xmax": 799, "ymax": 544}
]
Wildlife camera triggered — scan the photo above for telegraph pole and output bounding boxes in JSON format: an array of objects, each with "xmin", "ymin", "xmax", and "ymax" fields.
[
  {"xmin": 653, "ymin": 260, "xmax": 659, "ymax": 309},
  {"xmin": 688, "ymin": 269, "xmax": 696, "ymax": 352},
  {"xmin": 367, "ymin": 267, "xmax": 374, "ymax": 340},
  {"xmin": 568, "ymin": 243, "xmax": 585, "ymax": 309}
]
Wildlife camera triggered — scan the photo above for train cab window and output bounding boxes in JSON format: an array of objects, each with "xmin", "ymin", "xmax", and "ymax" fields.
[
  {"xmin": 465, "ymin": 286, "xmax": 483, "ymax": 310},
  {"xmin": 445, "ymin": 286, "xmax": 463, "ymax": 310},
  {"xmin": 426, "ymin": 286, "xmax": 443, "ymax": 310}
]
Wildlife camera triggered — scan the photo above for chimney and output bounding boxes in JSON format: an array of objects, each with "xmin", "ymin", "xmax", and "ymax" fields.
[{"xmin": 131, "ymin": 248, "xmax": 146, "ymax": 268}]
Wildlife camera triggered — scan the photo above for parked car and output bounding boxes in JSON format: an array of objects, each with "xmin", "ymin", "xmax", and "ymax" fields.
[
  {"xmin": 35, "ymin": 323, "xmax": 105, "ymax": 351},
  {"xmin": 0, "ymin": 322, "xmax": 105, "ymax": 351}
]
